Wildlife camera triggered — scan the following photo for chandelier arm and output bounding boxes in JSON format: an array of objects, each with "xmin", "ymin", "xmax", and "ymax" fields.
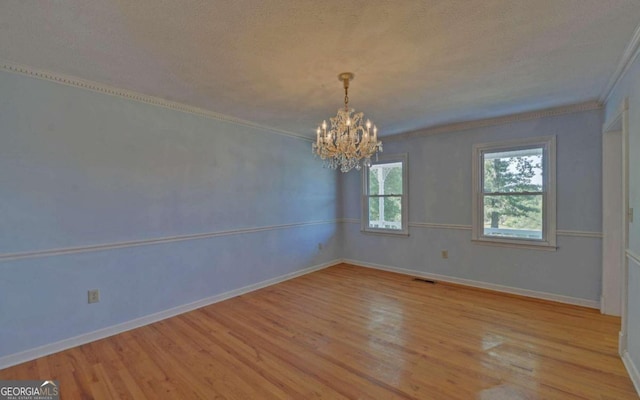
[{"xmin": 313, "ymin": 72, "xmax": 382, "ymax": 172}]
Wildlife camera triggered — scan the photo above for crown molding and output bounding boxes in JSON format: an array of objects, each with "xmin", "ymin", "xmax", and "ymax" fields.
[
  {"xmin": 384, "ymin": 101, "xmax": 602, "ymax": 142},
  {"xmin": 0, "ymin": 61, "xmax": 609, "ymax": 144},
  {"xmin": 0, "ymin": 61, "xmax": 311, "ymax": 142},
  {"xmin": 600, "ymin": 23, "xmax": 640, "ymax": 103}
]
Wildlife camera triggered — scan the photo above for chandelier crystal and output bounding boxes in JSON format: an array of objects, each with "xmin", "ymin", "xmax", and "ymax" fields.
[{"xmin": 312, "ymin": 72, "xmax": 382, "ymax": 172}]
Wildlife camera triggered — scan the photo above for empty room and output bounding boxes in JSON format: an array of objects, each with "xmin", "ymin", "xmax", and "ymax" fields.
[{"xmin": 1, "ymin": 1, "xmax": 640, "ymax": 399}]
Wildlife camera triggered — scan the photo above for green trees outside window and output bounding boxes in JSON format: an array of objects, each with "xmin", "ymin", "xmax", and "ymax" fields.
[
  {"xmin": 482, "ymin": 148, "xmax": 544, "ymax": 239},
  {"xmin": 363, "ymin": 155, "xmax": 408, "ymax": 235},
  {"xmin": 368, "ymin": 162, "xmax": 403, "ymax": 229}
]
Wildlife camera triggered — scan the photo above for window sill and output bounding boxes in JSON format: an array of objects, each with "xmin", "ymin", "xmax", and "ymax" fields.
[{"xmin": 471, "ymin": 239, "xmax": 557, "ymax": 251}]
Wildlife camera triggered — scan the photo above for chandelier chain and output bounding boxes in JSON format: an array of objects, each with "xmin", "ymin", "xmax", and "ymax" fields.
[{"xmin": 344, "ymin": 77, "xmax": 349, "ymax": 110}]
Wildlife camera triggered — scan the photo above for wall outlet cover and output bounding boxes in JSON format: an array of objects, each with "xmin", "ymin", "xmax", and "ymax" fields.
[{"xmin": 88, "ymin": 289, "xmax": 100, "ymax": 304}]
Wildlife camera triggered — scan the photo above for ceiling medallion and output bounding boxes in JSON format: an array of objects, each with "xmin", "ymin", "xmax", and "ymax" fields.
[{"xmin": 312, "ymin": 72, "xmax": 382, "ymax": 172}]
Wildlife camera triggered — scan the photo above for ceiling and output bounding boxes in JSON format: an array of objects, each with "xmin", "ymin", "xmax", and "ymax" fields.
[{"xmin": 1, "ymin": 1, "xmax": 639, "ymax": 137}]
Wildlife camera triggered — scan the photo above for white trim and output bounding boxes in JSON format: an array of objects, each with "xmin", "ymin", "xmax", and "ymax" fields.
[
  {"xmin": 601, "ymin": 126, "xmax": 626, "ymax": 317},
  {"xmin": 603, "ymin": 98, "xmax": 629, "ymax": 133},
  {"xmin": 361, "ymin": 154, "xmax": 409, "ymax": 236},
  {"xmin": 600, "ymin": 23, "xmax": 640, "ymax": 103},
  {"xmin": 345, "ymin": 219, "xmax": 600, "ymax": 237},
  {"xmin": 605, "ymin": 97, "xmax": 631, "ymax": 354},
  {"xmin": 622, "ymin": 351, "xmax": 640, "ymax": 396},
  {"xmin": 471, "ymin": 239, "xmax": 558, "ymax": 252},
  {"xmin": 0, "ymin": 220, "xmax": 338, "ymax": 262},
  {"xmin": 0, "ymin": 61, "xmax": 310, "ymax": 142},
  {"xmin": 342, "ymin": 258, "xmax": 600, "ymax": 309},
  {"xmin": 384, "ymin": 101, "xmax": 601, "ymax": 142},
  {"xmin": 471, "ymin": 136, "xmax": 557, "ymax": 249},
  {"xmin": 0, "ymin": 259, "xmax": 341, "ymax": 370},
  {"xmin": 408, "ymin": 222, "xmax": 472, "ymax": 231},
  {"xmin": 628, "ymin": 250, "xmax": 640, "ymax": 267},
  {"xmin": 622, "ymin": 102, "xmax": 630, "ymax": 353},
  {"xmin": 556, "ymin": 230, "xmax": 603, "ymax": 238},
  {"xmin": 346, "ymin": 218, "xmax": 473, "ymax": 230}
]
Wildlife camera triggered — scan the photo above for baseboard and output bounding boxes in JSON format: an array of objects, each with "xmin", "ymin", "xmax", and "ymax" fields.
[
  {"xmin": 0, "ymin": 259, "xmax": 341, "ymax": 370},
  {"xmin": 622, "ymin": 351, "xmax": 640, "ymax": 396},
  {"xmin": 620, "ymin": 331, "xmax": 627, "ymax": 357},
  {"xmin": 342, "ymin": 259, "xmax": 600, "ymax": 309}
]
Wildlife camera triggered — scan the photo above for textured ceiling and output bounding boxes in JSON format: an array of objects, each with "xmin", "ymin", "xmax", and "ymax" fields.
[{"xmin": 1, "ymin": 1, "xmax": 639, "ymax": 136}]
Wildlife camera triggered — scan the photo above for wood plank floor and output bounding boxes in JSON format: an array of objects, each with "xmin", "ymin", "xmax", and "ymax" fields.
[{"xmin": 1, "ymin": 263, "xmax": 637, "ymax": 399}]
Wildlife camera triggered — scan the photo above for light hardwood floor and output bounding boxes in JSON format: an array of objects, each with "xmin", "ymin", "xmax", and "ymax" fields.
[{"xmin": 1, "ymin": 263, "xmax": 637, "ymax": 399}]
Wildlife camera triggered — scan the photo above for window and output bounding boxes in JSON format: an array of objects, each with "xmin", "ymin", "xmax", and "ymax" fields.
[
  {"xmin": 362, "ymin": 155, "xmax": 408, "ymax": 235},
  {"xmin": 472, "ymin": 137, "xmax": 556, "ymax": 249}
]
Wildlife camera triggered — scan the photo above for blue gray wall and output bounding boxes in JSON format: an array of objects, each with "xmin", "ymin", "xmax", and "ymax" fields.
[
  {"xmin": 0, "ymin": 66, "xmax": 616, "ymax": 373},
  {"xmin": 606, "ymin": 52, "xmax": 640, "ymax": 383},
  {"xmin": 341, "ymin": 109, "xmax": 603, "ymax": 302},
  {"xmin": 0, "ymin": 70, "xmax": 341, "ymax": 359}
]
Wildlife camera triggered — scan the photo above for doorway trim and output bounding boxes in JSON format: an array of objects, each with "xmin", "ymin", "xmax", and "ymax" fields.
[{"xmin": 602, "ymin": 98, "xmax": 629, "ymax": 354}]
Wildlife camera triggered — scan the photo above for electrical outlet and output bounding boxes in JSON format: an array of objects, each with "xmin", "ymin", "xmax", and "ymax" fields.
[
  {"xmin": 88, "ymin": 289, "xmax": 100, "ymax": 304},
  {"xmin": 441, "ymin": 250, "xmax": 448, "ymax": 259}
]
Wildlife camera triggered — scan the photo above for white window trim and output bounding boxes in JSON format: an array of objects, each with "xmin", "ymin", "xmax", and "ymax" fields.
[
  {"xmin": 472, "ymin": 136, "xmax": 557, "ymax": 250},
  {"xmin": 361, "ymin": 154, "xmax": 409, "ymax": 236}
]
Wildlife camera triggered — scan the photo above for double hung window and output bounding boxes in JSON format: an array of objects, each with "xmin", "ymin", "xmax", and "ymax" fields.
[
  {"xmin": 362, "ymin": 155, "xmax": 408, "ymax": 235},
  {"xmin": 472, "ymin": 137, "xmax": 556, "ymax": 249}
]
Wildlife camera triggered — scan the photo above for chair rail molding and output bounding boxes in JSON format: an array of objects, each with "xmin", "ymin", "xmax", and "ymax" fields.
[{"xmin": 0, "ymin": 220, "xmax": 339, "ymax": 262}]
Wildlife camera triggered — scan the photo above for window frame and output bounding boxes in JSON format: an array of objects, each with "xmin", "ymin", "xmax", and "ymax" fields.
[
  {"xmin": 361, "ymin": 154, "xmax": 409, "ymax": 236},
  {"xmin": 472, "ymin": 136, "xmax": 556, "ymax": 250}
]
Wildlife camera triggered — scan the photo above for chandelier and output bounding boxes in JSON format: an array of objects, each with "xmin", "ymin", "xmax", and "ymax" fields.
[{"xmin": 312, "ymin": 72, "xmax": 382, "ymax": 172}]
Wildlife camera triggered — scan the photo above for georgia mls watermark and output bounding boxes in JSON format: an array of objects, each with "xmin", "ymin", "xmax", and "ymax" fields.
[{"xmin": 0, "ymin": 380, "xmax": 59, "ymax": 400}]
